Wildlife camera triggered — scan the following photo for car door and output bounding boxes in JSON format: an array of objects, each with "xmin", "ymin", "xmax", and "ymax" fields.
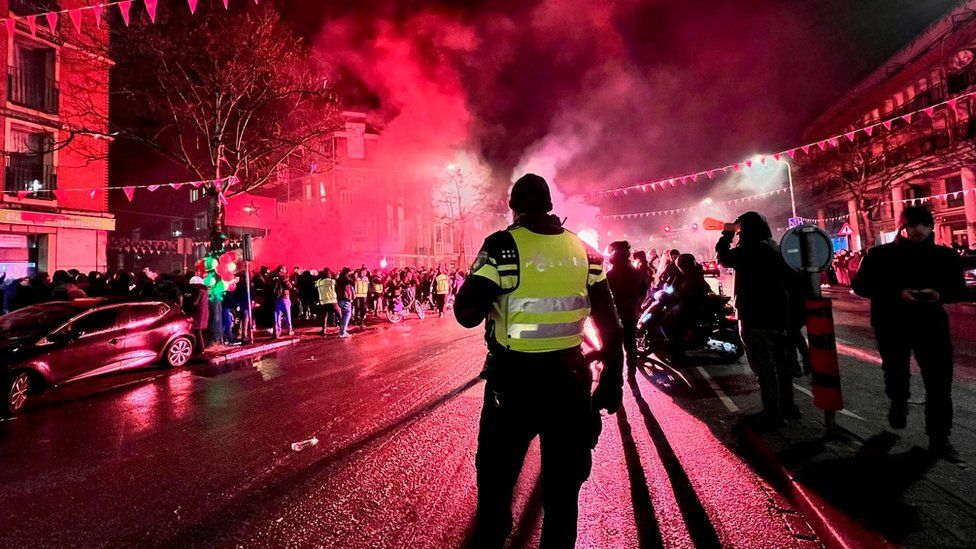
[
  {"xmin": 57, "ymin": 306, "xmax": 127, "ymax": 383},
  {"xmin": 118, "ymin": 302, "xmax": 170, "ymax": 368}
]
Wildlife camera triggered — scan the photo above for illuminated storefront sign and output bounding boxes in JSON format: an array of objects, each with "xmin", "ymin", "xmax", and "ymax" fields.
[{"xmin": 0, "ymin": 209, "xmax": 116, "ymax": 231}]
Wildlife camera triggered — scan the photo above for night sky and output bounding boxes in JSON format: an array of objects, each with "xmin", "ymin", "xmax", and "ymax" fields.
[{"xmin": 279, "ymin": 0, "xmax": 958, "ymax": 204}]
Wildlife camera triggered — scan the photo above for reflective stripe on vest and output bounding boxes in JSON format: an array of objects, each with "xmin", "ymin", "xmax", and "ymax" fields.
[
  {"xmin": 435, "ymin": 275, "xmax": 450, "ymax": 294},
  {"xmin": 373, "ymin": 283, "xmax": 384, "ymax": 293},
  {"xmin": 490, "ymin": 227, "xmax": 590, "ymax": 353}
]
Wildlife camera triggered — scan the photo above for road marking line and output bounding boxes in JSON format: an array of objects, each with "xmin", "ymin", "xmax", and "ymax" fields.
[
  {"xmin": 793, "ymin": 384, "xmax": 866, "ymax": 421},
  {"xmin": 695, "ymin": 366, "xmax": 740, "ymax": 412}
]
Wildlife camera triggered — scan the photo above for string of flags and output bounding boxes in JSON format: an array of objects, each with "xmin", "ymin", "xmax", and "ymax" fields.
[
  {"xmin": 13, "ymin": 176, "xmax": 236, "ymax": 202},
  {"xmin": 585, "ymin": 89, "xmax": 976, "ymax": 201},
  {"xmin": 598, "ymin": 187, "xmax": 788, "ymax": 220},
  {"xmin": 0, "ymin": 0, "xmax": 261, "ymax": 37},
  {"xmin": 797, "ymin": 188, "xmax": 974, "ymax": 224}
]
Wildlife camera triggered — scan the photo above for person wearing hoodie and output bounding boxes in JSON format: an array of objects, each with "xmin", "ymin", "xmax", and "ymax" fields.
[
  {"xmin": 716, "ymin": 211, "xmax": 797, "ymax": 427},
  {"xmin": 852, "ymin": 206, "xmax": 967, "ymax": 459},
  {"xmin": 185, "ymin": 276, "xmax": 210, "ymax": 354},
  {"xmin": 606, "ymin": 240, "xmax": 648, "ymax": 374},
  {"xmin": 454, "ymin": 173, "xmax": 623, "ymax": 548}
]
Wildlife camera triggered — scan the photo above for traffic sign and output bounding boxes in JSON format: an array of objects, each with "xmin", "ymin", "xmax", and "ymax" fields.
[
  {"xmin": 781, "ymin": 225, "xmax": 833, "ymax": 272},
  {"xmin": 837, "ymin": 222, "xmax": 854, "ymax": 236},
  {"xmin": 788, "ymin": 217, "xmax": 803, "ymax": 228}
]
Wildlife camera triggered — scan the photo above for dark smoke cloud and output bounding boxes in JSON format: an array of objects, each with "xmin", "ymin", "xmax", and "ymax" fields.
[{"xmin": 285, "ymin": 0, "xmax": 957, "ymax": 212}]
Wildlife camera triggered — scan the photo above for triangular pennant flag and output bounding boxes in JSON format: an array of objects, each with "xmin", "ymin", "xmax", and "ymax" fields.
[
  {"xmin": 223, "ymin": 0, "xmax": 230, "ymax": 9},
  {"xmin": 26, "ymin": 15, "xmax": 36, "ymax": 35},
  {"xmin": 828, "ymin": 137, "xmax": 839, "ymax": 148},
  {"xmin": 68, "ymin": 9, "xmax": 83, "ymax": 33},
  {"xmin": 801, "ymin": 145, "xmax": 811, "ymax": 155},
  {"xmin": 16, "ymin": 190, "xmax": 28, "ymax": 200},
  {"xmin": 948, "ymin": 98, "xmax": 959, "ymax": 113},
  {"xmin": 923, "ymin": 106, "xmax": 935, "ymax": 118},
  {"xmin": 865, "ymin": 126, "xmax": 874, "ymax": 137},
  {"xmin": 745, "ymin": 160, "xmax": 753, "ymax": 168},
  {"xmin": 817, "ymin": 140, "xmax": 828, "ymax": 151},
  {"xmin": 45, "ymin": 11, "xmax": 57, "ymax": 32},
  {"xmin": 123, "ymin": 186, "xmax": 135, "ymax": 201},
  {"xmin": 170, "ymin": 182, "xmax": 184, "ymax": 190},
  {"xmin": 147, "ymin": 185, "xmax": 160, "ymax": 192},
  {"xmin": 187, "ymin": 0, "xmax": 199, "ymax": 14},
  {"xmin": 191, "ymin": 180, "xmax": 204, "ymax": 188},
  {"xmin": 52, "ymin": 189, "xmax": 62, "ymax": 201},
  {"xmin": 89, "ymin": 189, "xmax": 98, "ymax": 199},
  {"xmin": 144, "ymin": 0, "xmax": 158, "ymax": 22},
  {"xmin": 4, "ymin": 17, "xmax": 15, "ymax": 37},
  {"xmin": 773, "ymin": 153, "xmax": 781, "ymax": 162},
  {"xmin": 706, "ymin": 170, "xmax": 715, "ymax": 179},
  {"xmin": 882, "ymin": 119, "xmax": 893, "ymax": 130},
  {"xmin": 91, "ymin": 4, "xmax": 103, "ymax": 28},
  {"xmin": 844, "ymin": 131, "xmax": 856, "ymax": 142},
  {"xmin": 901, "ymin": 113, "xmax": 912, "ymax": 124},
  {"xmin": 786, "ymin": 149, "xmax": 797, "ymax": 159},
  {"xmin": 118, "ymin": 1, "xmax": 132, "ymax": 26}
]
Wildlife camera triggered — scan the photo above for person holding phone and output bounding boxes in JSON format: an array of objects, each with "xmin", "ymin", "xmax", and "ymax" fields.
[{"xmin": 853, "ymin": 206, "xmax": 968, "ymax": 460}]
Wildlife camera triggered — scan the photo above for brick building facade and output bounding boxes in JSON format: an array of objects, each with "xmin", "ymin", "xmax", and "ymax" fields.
[
  {"xmin": 796, "ymin": 1, "xmax": 976, "ymax": 251},
  {"xmin": 0, "ymin": 0, "xmax": 113, "ymax": 278}
]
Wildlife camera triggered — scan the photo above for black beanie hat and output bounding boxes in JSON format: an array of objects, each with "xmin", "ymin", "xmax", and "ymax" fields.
[
  {"xmin": 509, "ymin": 173, "xmax": 553, "ymax": 213},
  {"xmin": 900, "ymin": 205, "xmax": 934, "ymax": 228}
]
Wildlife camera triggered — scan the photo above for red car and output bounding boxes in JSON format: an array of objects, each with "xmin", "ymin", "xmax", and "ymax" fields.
[
  {"xmin": 1, "ymin": 298, "xmax": 195, "ymax": 416},
  {"xmin": 702, "ymin": 259, "xmax": 721, "ymax": 277}
]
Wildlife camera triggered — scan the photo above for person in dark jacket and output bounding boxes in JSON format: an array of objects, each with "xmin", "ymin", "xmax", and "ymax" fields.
[
  {"xmin": 852, "ymin": 206, "xmax": 967, "ymax": 459},
  {"xmin": 663, "ymin": 253, "xmax": 711, "ymax": 348},
  {"xmin": 716, "ymin": 211, "xmax": 796, "ymax": 427},
  {"xmin": 607, "ymin": 241, "xmax": 648, "ymax": 374},
  {"xmin": 185, "ymin": 276, "xmax": 210, "ymax": 354},
  {"xmin": 656, "ymin": 249, "xmax": 681, "ymax": 289},
  {"xmin": 336, "ymin": 267, "xmax": 355, "ymax": 337}
]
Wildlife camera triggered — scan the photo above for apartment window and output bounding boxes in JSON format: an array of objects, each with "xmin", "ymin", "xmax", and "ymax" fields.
[
  {"xmin": 9, "ymin": 41, "xmax": 58, "ymax": 114},
  {"xmin": 189, "ymin": 188, "xmax": 200, "ymax": 202},
  {"xmin": 170, "ymin": 219, "xmax": 183, "ymax": 236},
  {"xmin": 340, "ymin": 189, "xmax": 352, "ymax": 206},
  {"xmin": 193, "ymin": 213, "xmax": 208, "ymax": 231},
  {"xmin": 132, "ymin": 228, "xmax": 141, "ymax": 241},
  {"xmin": 4, "ymin": 127, "xmax": 55, "ymax": 199},
  {"xmin": 946, "ymin": 176, "xmax": 965, "ymax": 208}
]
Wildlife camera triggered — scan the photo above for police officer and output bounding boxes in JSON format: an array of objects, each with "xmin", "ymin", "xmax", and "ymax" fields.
[
  {"xmin": 455, "ymin": 173, "xmax": 624, "ymax": 548},
  {"xmin": 606, "ymin": 241, "xmax": 649, "ymax": 375}
]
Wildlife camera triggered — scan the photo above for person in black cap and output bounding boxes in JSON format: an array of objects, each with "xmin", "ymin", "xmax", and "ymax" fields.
[
  {"xmin": 853, "ymin": 206, "xmax": 967, "ymax": 460},
  {"xmin": 716, "ymin": 211, "xmax": 796, "ymax": 428},
  {"xmin": 454, "ymin": 173, "xmax": 623, "ymax": 548},
  {"xmin": 606, "ymin": 240, "xmax": 648, "ymax": 375}
]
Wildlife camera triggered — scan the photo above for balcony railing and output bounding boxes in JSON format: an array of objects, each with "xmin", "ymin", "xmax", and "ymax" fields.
[
  {"xmin": 4, "ymin": 159, "xmax": 56, "ymax": 200},
  {"xmin": 7, "ymin": 65, "xmax": 59, "ymax": 114},
  {"xmin": 9, "ymin": 0, "xmax": 60, "ymax": 16}
]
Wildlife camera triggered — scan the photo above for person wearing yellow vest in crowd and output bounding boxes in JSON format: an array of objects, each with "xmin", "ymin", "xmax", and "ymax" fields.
[
  {"xmin": 455, "ymin": 173, "xmax": 623, "ymax": 548},
  {"xmin": 353, "ymin": 268, "xmax": 370, "ymax": 326},
  {"xmin": 315, "ymin": 268, "xmax": 340, "ymax": 336},
  {"xmin": 370, "ymin": 273, "xmax": 385, "ymax": 317},
  {"xmin": 434, "ymin": 267, "xmax": 451, "ymax": 317}
]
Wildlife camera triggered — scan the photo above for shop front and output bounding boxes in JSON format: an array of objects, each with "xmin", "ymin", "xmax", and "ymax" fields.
[{"xmin": 0, "ymin": 208, "xmax": 115, "ymax": 277}]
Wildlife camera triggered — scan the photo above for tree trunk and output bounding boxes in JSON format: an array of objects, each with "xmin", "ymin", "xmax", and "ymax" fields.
[
  {"xmin": 858, "ymin": 206, "xmax": 875, "ymax": 249},
  {"xmin": 209, "ymin": 185, "xmax": 227, "ymax": 254}
]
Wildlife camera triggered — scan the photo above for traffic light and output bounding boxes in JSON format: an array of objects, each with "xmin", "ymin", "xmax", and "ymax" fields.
[{"xmin": 691, "ymin": 223, "xmax": 699, "ymax": 231}]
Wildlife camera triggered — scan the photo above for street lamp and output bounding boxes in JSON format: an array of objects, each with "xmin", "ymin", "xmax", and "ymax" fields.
[{"xmin": 752, "ymin": 154, "xmax": 797, "ymax": 219}]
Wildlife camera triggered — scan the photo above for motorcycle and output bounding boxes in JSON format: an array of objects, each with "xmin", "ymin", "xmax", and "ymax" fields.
[{"xmin": 635, "ymin": 288, "xmax": 743, "ymax": 367}]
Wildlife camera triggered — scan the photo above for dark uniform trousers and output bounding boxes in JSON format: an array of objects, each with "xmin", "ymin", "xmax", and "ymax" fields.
[
  {"xmin": 873, "ymin": 308, "xmax": 954, "ymax": 439},
  {"xmin": 471, "ymin": 348, "xmax": 600, "ymax": 549},
  {"xmin": 620, "ymin": 314, "xmax": 639, "ymax": 370}
]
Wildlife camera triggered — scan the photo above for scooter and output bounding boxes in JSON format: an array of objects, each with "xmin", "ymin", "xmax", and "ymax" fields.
[{"xmin": 635, "ymin": 288, "xmax": 743, "ymax": 366}]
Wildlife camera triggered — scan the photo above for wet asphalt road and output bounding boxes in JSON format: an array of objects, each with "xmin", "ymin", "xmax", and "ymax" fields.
[{"xmin": 0, "ymin": 314, "xmax": 812, "ymax": 548}]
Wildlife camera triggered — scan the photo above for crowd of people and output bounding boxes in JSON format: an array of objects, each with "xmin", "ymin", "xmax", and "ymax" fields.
[{"xmin": 0, "ymin": 263, "xmax": 468, "ymax": 353}]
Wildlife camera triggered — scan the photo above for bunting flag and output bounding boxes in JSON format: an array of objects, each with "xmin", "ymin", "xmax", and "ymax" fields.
[
  {"xmin": 68, "ymin": 8, "xmax": 83, "ymax": 33},
  {"xmin": 597, "ymin": 187, "xmax": 788, "ymax": 220},
  {"xmin": 92, "ymin": 4, "xmax": 104, "ymax": 28},
  {"xmin": 583, "ymin": 89, "xmax": 976, "ymax": 201},
  {"xmin": 147, "ymin": 184, "xmax": 160, "ymax": 192},
  {"xmin": 26, "ymin": 14, "xmax": 36, "ymax": 35},
  {"xmin": 223, "ymin": 0, "xmax": 230, "ymax": 9},
  {"xmin": 144, "ymin": 0, "xmax": 158, "ymax": 23},
  {"xmin": 45, "ymin": 11, "xmax": 57, "ymax": 32},
  {"xmin": 188, "ymin": 0, "xmax": 199, "ymax": 14},
  {"xmin": 16, "ymin": 190, "xmax": 28, "ymax": 200},
  {"xmin": 123, "ymin": 186, "xmax": 135, "ymax": 201},
  {"xmin": 118, "ymin": 1, "xmax": 132, "ymax": 26}
]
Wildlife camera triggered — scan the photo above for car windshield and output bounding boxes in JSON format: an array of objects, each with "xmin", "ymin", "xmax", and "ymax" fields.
[{"xmin": 0, "ymin": 304, "xmax": 84, "ymax": 339}]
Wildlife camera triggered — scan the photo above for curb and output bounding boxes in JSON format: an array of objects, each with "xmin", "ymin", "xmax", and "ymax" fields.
[
  {"xmin": 206, "ymin": 337, "xmax": 300, "ymax": 365},
  {"xmin": 738, "ymin": 424, "xmax": 893, "ymax": 549}
]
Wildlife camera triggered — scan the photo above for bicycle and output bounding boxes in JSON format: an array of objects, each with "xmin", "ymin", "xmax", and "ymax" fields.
[{"xmin": 385, "ymin": 294, "xmax": 426, "ymax": 323}]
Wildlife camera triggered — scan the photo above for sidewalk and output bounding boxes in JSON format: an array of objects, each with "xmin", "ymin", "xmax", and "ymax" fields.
[
  {"xmin": 200, "ymin": 334, "xmax": 300, "ymax": 365},
  {"xmin": 699, "ymin": 293, "xmax": 976, "ymax": 548}
]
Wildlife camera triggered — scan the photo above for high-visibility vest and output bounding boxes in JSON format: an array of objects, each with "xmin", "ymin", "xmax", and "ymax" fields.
[
  {"xmin": 373, "ymin": 282, "xmax": 384, "ymax": 293},
  {"xmin": 435, "ymin": 274, "xmax": 450, "ymax": 294},
  {"xmin": 354, "ymin": 278, "xmax": 369, "ymax": 298},
  {"xmin": 316, "ymin": 278, "xmax": 337, "ymax": 304},
  {"xmin": 479, "ymin": 227, "xmax": 599, "ymax": 353}
]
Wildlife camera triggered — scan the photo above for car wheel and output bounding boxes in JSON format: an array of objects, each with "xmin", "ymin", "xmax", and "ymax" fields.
[
  {"xmin": 5, "ymin": 371, "xmax": 31, "ymax": 416},
  {"xmin": 165, "ymin": 337, "xmax": 194, "ymax": 367}
]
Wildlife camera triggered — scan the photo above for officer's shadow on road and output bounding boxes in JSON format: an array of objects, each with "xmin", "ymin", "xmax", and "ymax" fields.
[{"xmin": 786, "ymin": 431, "xmax": 934, "ymax": 545}]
